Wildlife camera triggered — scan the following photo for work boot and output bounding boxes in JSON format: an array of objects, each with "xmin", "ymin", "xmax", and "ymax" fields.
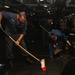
[
  {"xmin": 8, "ymin": 60, "xmax": 13, "ymax": 67},
  {"xmin": 7, "ymin": 60, "xmax": 13, "ymax": 68},
  {"xmin": 50, "ymin": 56, "xmax": 54, "ymax": 61}
]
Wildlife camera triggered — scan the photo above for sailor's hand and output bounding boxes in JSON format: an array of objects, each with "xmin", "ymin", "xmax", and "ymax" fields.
[
  {"xmin": 53, "ymin": 44, "xmax": 57, "ymax": 48},
  {"xmin": 15, "ymin": 40, "xmax": 20, "ymax": 46}
]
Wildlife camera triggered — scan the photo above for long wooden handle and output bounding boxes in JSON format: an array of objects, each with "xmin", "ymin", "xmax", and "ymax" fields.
[
  {"xmin": 40, "ymin": 25, "xmax": 50, "ymax": 34},
  {"xmin": 1, "ymin": 28, "xmax": 40, "ymax": 62}
]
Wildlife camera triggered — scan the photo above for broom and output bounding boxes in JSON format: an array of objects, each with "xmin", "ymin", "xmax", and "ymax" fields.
[{"xmin": 0, "ymin": 28, "xmax": 46, "ymax": 71}]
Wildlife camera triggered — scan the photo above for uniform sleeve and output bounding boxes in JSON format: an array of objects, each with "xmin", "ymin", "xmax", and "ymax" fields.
[
  {"xmin": 2, "ymin": 11, "xmax": 16, "ymax": 20},
  {"xmin": 21, "ymin": 21, "xmax": 27, "ymax": 35},
  {"xmin": 2, "ymin": 11, "xmax": 11, "ymax": 19},
  {"xmin": 61, "ymin": 33, "xmax": 67, "ymax": 41}
]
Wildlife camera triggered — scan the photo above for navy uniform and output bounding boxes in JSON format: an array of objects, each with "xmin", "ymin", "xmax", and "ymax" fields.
[
  {"xmin": 2, "ymin": 11, "xmax": 32, "ymax": 66},
  {"xmin": 49, "ymin": 29, "xmax": 68, "ymax": 58}
]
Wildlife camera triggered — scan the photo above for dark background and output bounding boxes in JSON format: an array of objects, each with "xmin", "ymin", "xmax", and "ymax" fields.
[{"xmin": 0, "ymin": 0, "xmax": 75, "ymax": 64}]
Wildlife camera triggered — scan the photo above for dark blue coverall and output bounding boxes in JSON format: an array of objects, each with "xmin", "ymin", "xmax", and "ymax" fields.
[
  {"xmin": 2, "ymin": 11, "xmax": 28, "ymax": 60},
  {"xmin": 49, "ymin": 29, "xmax": 67, "ymax": 57}
]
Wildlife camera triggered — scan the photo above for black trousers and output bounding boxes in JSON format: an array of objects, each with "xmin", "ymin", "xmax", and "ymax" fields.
[{"xmin": 5, "ymin": 34, "xmax": 28, "ymax": 60}]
